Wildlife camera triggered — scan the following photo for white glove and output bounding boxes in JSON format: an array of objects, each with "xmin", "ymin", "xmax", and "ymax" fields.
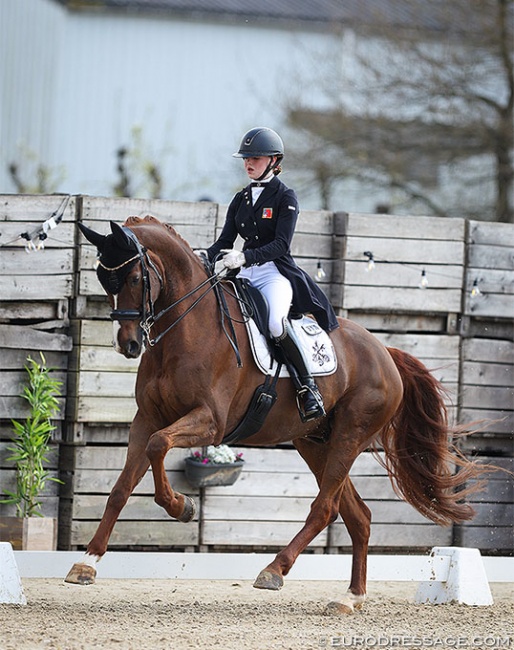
[
  {"xmin": 193, "ymin": 249, "xmax": 208, "ymax": 259},
  {"xmin": 222, "ymin": 249, "xmax": 246, "ymax": 270}
]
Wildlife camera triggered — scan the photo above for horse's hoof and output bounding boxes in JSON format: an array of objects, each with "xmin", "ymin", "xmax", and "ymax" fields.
[
  {"xmin": 253, "ymin": 570, "xmax": 284, "ymax": 591},
  {"xmin": 177, "ymin": 495, "xmax": 196, "ymax": 523},
  {"xmin": 324, "ymin": 600, "xmax": 354, "ymax": 615},
  {"xmin": 324, "ymin": 592, "xmax": 366, "ymax": 615},
  {"xmin": 64, "ymin": 563, "xmax": 97, "ymax": 585}
]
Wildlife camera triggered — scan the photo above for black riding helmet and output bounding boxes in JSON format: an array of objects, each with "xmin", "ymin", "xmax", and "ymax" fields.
[{"xmin": 233, "ymin": 127, "xmax": 284, "ymax": 180}]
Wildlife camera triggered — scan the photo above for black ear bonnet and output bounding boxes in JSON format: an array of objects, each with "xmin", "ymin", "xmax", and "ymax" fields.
[{"xmin": 78, "ymin": 221, "xmax": 140, "ymax": 294}]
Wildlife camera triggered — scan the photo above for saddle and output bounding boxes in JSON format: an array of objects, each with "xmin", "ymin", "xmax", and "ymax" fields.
[{"xmin": 221, "ymin": 278, "xmax": 337, "ymax": 444}]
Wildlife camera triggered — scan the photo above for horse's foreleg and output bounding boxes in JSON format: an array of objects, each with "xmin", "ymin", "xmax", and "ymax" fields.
[
  {"xmin": 64, "ymin": 446, "xmax": 150, "ymax": 585},
  {"xmin": 145, "ymin": 407, "xmax": 217, "ymax": 522}
]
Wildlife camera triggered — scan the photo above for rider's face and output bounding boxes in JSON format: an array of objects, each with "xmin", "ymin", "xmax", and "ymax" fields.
[{"xmin": 243, "ymin": 156, "xmax": 276, "ymax": 180}]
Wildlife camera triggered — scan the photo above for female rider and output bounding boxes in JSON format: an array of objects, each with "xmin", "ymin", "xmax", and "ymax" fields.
[{"xmin": 207, "ymin": 127, "xmax": 339, "ymax": 422}]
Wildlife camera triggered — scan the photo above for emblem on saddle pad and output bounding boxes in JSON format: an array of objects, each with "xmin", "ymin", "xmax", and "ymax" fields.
[{"xmin": 247, "ymin": 317, "xmax": 337, "ymax": 378}]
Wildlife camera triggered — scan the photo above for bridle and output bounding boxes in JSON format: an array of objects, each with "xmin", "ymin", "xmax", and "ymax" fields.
[{"xmin": 105, "ymin": 227, "xmax": 243, "ymax": 356}]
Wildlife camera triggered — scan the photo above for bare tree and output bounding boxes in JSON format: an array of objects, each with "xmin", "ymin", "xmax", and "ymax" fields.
[{"xmin": 286, "ymin": 0, "xmax": 513, "ymax": 222}]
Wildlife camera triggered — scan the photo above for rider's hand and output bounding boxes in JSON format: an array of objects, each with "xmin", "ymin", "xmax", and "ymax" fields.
[{"xmin": 222, "ymin": 249, "xmax": 246, "ymax": 270}]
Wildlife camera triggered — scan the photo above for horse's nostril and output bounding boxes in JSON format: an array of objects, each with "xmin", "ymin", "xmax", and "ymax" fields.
[{"xmin": 126, "ymin": 340, "xmax": 141, "ymax": 358}]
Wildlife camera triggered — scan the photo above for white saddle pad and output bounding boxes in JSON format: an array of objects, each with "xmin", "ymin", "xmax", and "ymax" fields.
[{"xmin": 245, "ymin": 315, "xmax": 337, "ymax": 378}]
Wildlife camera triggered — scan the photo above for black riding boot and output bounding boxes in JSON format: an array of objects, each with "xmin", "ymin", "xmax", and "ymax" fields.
[{"xmin": 275, "ymin": 320, "xmax": 326, "ymax": 422}]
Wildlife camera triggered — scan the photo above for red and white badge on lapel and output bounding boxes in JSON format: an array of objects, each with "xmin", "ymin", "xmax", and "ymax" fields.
[{"xmin": 262, "ymin": 208, "xmax": 273, "ymax": 219}]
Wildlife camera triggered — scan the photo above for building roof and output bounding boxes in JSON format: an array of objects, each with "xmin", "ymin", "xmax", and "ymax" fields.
[{"xmin": 55, "ymin": 0, "xmax": 481, "ymax": 32}]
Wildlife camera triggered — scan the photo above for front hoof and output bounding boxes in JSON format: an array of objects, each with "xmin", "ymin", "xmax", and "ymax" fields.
[
  {"xmin": 177, "ymin": 495, "xmax": 196, "ymax": 523},
  {"xmin": 253, "ymin": 570, "xmax": 284, "ymax": 591},
  {"xmin": 64, "ymin": 563, "xmax": 97, "ymax": 585}
]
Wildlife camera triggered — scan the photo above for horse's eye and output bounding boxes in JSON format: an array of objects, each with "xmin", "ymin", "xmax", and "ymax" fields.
[{"xmin": 129, "ymin": 274, "xmax": 141, "ymax": 287}]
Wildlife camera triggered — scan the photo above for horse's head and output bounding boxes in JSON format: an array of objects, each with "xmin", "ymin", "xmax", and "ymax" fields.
[{"xmin": 78, "ymin": 219, "xmax": 165, "ymax": 359}]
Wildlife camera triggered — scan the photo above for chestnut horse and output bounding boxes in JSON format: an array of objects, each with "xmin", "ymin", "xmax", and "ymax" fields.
[{"xmin": 66, "ymin": 215, "xmax": 481, "ymax": 614}]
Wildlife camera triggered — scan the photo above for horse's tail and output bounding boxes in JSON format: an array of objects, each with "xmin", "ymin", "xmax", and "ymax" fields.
[{"xmin": 376, "ymin": 346, "xmax": 487, "ymax": 526}]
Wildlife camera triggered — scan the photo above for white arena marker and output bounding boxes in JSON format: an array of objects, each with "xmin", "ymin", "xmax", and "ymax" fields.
[
  {"xmin": 0, "ymin": 542, "xmax": 26, "ymax": 605},
  {"xmin": 415, "ymin": 546, "xmax": 493, "ymax": 606}
]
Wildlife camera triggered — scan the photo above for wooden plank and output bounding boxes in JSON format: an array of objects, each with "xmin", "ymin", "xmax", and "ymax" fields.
[
  {"xmin": 77, "ymin": 345, "xmax": 139, "ymax": 373},
  {"xmin": 72, "ymin": 494, "xmax": 199, "ymax": 521},
  {"xmin": 465, "ymin": 268, "xmax": 514, "ymax": 295},
  {"xmin": 0, "ymin": 441, "xmax": 59, "ymax": 468},
  {"xmin": 374, "ymin": 333, "xmax": 460, "ymax": 358},
  {"xmin": 201, "ymin": 520, "xmax": 327, "ymax": 547},
  {"xmin": 80, "ymin": 196, "xmax": 218, "ymax": 227},
  {"xmin": 0, "ymin": 194, "xmax": 76, "ymax": 223},
  {"xmin": 0, "ymin": 301, "xmax": 59, "ymax": 322},
  {"xmin": 202, "ymin": 495, "xmax": 427, "ymax": 525},
  {"xmin": 73, "ymin": 469, "xmax": 196, "ymax": 495},
  {"xmin": 469, "ymin": 220, "xmax": 514, "ymax": 246},
  {"xmin": 461, "ymin": 361, "xmax": 514, "ymax": 387},
  {"xmin": 464, "ymin": 291, "xmax": 514, "ymax": 319},
  {"xmin": 73, "ymin": 446, "xmax": 190, "ymax": 470},
  {"xmin": 460, "ymin": 385, "xmax": 514, "ymax": 410},
  {"xmin": 0, "ymin": 469, "xmax": 60, "ymax": 495},
  {"xmin": 460, "ymin": 526, "xmax": 513, "ymax": 549},
  {"xmin": 344, "ymin": 261, "xmax": 463, "ymax": 289},
  {"xmin": 329, "ymin": 522, "xmax": 452, "ymax": 547},
  {"xmin": 462, "ymin": 338, "xmax": 513, "ymax": 364},
  {"xmin": 0, "ymin": 370, "xmax": 66, "ymax": 397},
  {"xmin": 0, "ymin": 396, "xmax": 66, "ymax": 421},
  {"xmin": 349, "ymin": 313, "xmax": 448, "ymax": 334},
  {"xmin": 0, "ymin": 275, "xmax": 74, "ymax": 300},
  {"xmin": 0, "ymin": 324, "xmax": 72, "ymax": 352},
  {"xmin": 345, "ymin": 213, "xmax": 465, "ymax": 241},
  {"xmin": 78, "ymin": 371, "xmax": 136, "ymax": 398},
  {"xmin": 0, "ymin": 248, "xmax": 74, "ymax": 275},
  {"xmin": 459, "ymin": 409, "xmax": 513, "ymax": 435},
  {"xmin": 343, "ymin": 286, "xmax": 462, "ymax": 313},
  {"xmin": 345, "ymin": 236, "xmax": 465, "ymax": 265},
  {"xmin": 76, "ymin": 396, "xmax": 137, "ymax": 423},
  {"xmin": 0, "ymin": 348, "xmax": 68, "ymax": 371},
  {"xmin": 70, "ymin": 520, "xmax": 199, "ymax": 547},
  {"xmin": 0, "ymin": 222, "xmax": 75, "ymax": 248},
  {"xmin": 467, "ymin": 244, "xmax": 514, "ymax": 270},
  {"xmin": 0, "ymin": 497, "xmax": 58, "ymax": 518}
]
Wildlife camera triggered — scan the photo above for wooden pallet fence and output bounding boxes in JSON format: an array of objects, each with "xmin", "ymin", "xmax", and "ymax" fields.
[
  {"xmin": 458, "ymin": 457, "xmax": 514, "ymax": 551},
  {"xmin": 201, "ymin": 448, "xmax": 453, "ymax": 551},
  {"xmin": 463, "ymin": 220, "xmax": 514, "ymax": 325},
  {"xmin": 67, "ymin": 319, "xmax": 139, "ymax": 427},
  {"xmin": 459, "ymin": 338, "xmax": 514, "ymax": 456},
  {"xmin": 60, "ymin": 444, "xmax": 199, "ymax": 549},
  {"xmin": 336, "ymin": 212, "xmax": 465, "ymax": 316},
  {"xmin": 201, "ymin": 447, "xmax": 326, "ymax": 549},
  {"xmin": 328, "ymin": 451, "xmax": 452, "ymax": 550}
]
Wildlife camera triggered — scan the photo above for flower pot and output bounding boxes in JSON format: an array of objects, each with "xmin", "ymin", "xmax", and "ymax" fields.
[
  {"xmin": 184, "ymin": 457, "xmax": 244, "ymax": 488},
  {"xmin": 0, "ymin": 516, "xmax": 57, "ymax": 550}
]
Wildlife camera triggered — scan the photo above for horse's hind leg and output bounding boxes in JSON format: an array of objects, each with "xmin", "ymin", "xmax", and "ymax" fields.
[
  {"xmin": 64, "ymin": 426, "xmax": 151, "ymax": 585},
  {"xmin": 254, "ymin": 433, "xmax": 357, "ymax": 593},
  {"xmin": 325, "ymin": 478, "xmax": 371, "ymax": 615}
]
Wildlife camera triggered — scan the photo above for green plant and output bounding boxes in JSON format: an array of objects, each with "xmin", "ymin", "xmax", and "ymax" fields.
[{"xmin": 1, "ymin": 354, "xmax": 62, "ymax": 517}]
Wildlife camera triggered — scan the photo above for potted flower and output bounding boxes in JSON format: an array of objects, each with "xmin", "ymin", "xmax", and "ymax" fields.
[
  {"xmin": 0, "ymin": 353, "xmax": 62, "ymax": 550},
  {"xmin": 184, "ymin": 445, "xmax": 244, "ymax": 488}
]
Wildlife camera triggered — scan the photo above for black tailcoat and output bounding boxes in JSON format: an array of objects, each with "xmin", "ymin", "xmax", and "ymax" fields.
[{"xmin": 207, "ymin": 176, "xmax": 339, "ymax": 332}]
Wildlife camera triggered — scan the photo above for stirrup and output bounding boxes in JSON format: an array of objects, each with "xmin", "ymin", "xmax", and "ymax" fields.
[{"xmin": 296, "ymin": 384, "xmax": 326, "ymax": 423}]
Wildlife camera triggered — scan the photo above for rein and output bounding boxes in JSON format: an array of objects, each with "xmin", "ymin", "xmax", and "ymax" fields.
[{"xmin": 113, "ymin": 229, "xmax": 246, "ymax": 361}]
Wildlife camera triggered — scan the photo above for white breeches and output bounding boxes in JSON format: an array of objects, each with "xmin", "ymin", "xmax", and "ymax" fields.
[{"xmin": 239, "ymin": 261, "xmax": 293, "ymax": 338}]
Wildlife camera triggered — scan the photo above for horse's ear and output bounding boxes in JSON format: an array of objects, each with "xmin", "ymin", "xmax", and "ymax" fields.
[
  {"xmin": 78, "ymin": 222, "xmax": 107, "ymax": 252},
  {"xmin": 110, "ymin": 221, "xmax": 136, "ymax": 251}
]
